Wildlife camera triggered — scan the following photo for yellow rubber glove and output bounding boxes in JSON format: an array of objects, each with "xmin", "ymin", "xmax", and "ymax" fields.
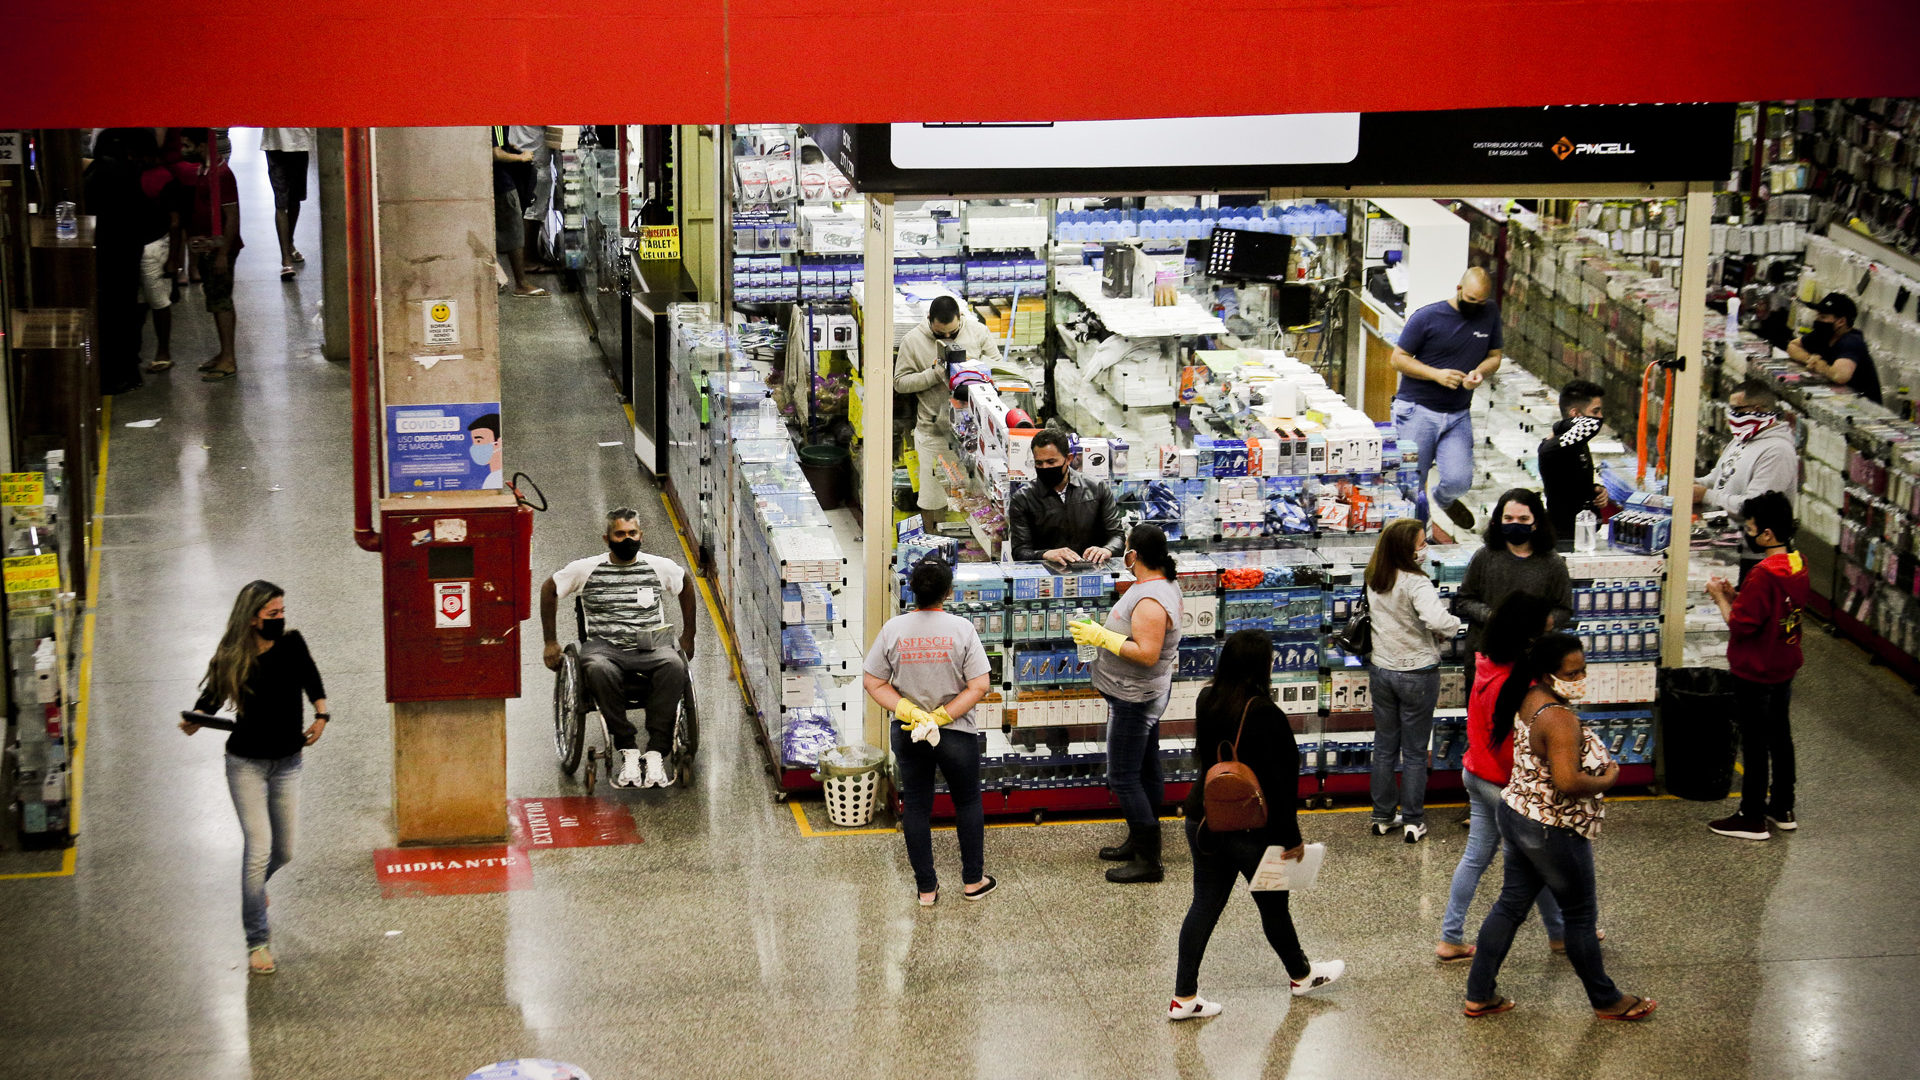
[
  {"xmin": 895, "ymin": 698, "xmax": 935, "ymax": 728},
  {"xmin": 1070, "ymin": 618, "xmax": 1127, "ymax": 656},
  {"xmin": 930, "ymin": 706, "xmax": 955, "ymax": 727}
]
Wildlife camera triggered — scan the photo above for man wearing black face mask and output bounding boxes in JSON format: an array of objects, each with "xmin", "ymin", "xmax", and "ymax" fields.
[
  {"xmin": 1007, "ymin": 427, "xmax": 1125, "ymax": 566},
  {"xmin": 542, "ymin": 508, "xmax": 696, "ymax": 788},
  {"xmin": 1787, "ymin": 292, "xmax": 1879, "ymax": 404},
  {"xmin": 1389, "ymin": 267, "xmax": 1504, "ymax": 543},
  {"xmin": 896, "ymin": 295, "xmax": 1003, "ymax": 513}
]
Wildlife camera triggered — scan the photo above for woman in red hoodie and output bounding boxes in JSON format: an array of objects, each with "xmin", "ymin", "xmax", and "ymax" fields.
[{"xmin": 1436, "ymin": 593, "xmax": 1570, "ymax": 961}]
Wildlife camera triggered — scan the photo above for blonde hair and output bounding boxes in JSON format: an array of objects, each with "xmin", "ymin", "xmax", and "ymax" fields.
[{"xmin": 200, "ymin": 580, "xmax": 283, "ymax": 712}]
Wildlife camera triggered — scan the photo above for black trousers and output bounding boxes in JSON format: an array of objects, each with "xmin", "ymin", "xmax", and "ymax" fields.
[
  {"xmin": 578, "ymin": 638, "xmax": 686, "ymax": 754},
  {"xmin": 1174, "ymin": 819, "xmax": 1310, "ymax": 996},
  {"xmin": 1733, "ymin": 674, "xmax": 1794, "ymax": 818}
]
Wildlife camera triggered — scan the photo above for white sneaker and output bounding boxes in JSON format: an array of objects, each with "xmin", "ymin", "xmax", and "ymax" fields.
[
  {"xmin": 1404, "ymin": 823, "xmax": 1428, "ymax": 844},
  {"xmin": 1291, "ymin": 959, "xmax": 1345, "ymax": 996},
  {"xmin": 1168, "ymin": 995, "xmax": 1223, "ymax": 1021},
  {"xmin": 616, "ymin": 749, "xmax": 643, "ymax": 787},
  {"xmin": 642, "ymin": 750, "xmax": 669, "ymax": 789}
]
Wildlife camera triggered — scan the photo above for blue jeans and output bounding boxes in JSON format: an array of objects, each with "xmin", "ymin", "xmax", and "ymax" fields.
[
  {"xmin": 1392, "ymin": 399, "xmax": 1475, "ymax": 522},
  {"xmin": 892, "ymin": 724, "xmax": 984, "ymax": 894},
  {"xmin": 1467, "ymin": 803, "xmax": 1619, "ymax": 1009},
  {"xmin": 1105, "ymin": 691, "xmax": 1169, "ymax": 833},
  {"xmin": 225, "ymin": 752, "xmax": 302, "ymax": 949},
  {"xmin": 1175, "ymin": 819, "xmax": 1311, "ymax": 995},
  {"xmin": 1441, "ymin": 771, "xmax": 1565, "ymax": 945},
  {"xmin": 1369, "ymin": 667, "xmax": 1439, "ymax": 825}
]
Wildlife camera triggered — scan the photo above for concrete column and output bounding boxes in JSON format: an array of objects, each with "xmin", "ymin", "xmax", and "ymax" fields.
[
  {"xmin": 1660, "ymin": 183, "xmax": 1713, "ymax": 668},
  {"xmin": 317, "ymin": 129, "xmax": 349, "ymax": 362},
  {"xmin": 860, "ymin": 194, "xmax": 895, "ymax": 753},
  {"xmin": 372, "ymin": 126, "xmax": 510, "ymax": 843}
]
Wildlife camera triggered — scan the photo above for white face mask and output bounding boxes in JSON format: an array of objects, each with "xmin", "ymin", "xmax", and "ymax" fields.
[{"xmin": 1551, "ymin": 675, "xmax": 1588, "ymax": 702}]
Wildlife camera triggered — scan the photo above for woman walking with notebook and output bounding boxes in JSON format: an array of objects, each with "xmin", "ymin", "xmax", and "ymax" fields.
[
  {"xmin": 1168, "ymin": 630, "xmax": 1344, "ymax": 1021},
  {"xmin": 179, "ymin": 580, "xmax": 329, "ymax": 975}
]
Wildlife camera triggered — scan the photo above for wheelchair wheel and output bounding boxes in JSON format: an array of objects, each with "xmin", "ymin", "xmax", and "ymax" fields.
[
  {"xmin": 554, "ymin": 644, "xmax": 587, "ymax": 775},
  {"xmin": 671, "ymin": 688, "xmax": 699, "ymax": 785}
]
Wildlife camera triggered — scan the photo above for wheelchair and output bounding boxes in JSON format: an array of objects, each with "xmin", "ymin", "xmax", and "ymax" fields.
[{"xmin": 552, "ymin": 600, "xmax": 699, "ymax": 792}]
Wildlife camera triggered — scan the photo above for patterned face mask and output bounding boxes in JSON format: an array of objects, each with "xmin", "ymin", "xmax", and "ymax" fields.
[
  {"xmin": 1550, "ymin": 675, "xmax": 1589, "ymax": 702},
  {"xmin": 1726, "ymin": 405, "xmax": 1778, "ymax": 442}
]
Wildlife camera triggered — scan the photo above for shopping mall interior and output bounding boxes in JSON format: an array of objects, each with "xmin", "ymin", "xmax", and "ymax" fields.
[{"xmin": 3, "ymin": 14, "xmax": 1920, "ymax": 1076}]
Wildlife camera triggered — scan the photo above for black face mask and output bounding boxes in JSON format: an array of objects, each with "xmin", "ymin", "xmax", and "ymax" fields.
[
  {"xmin": 609, "ymin": 537, "xmax": 641, "ymax": 560},
  {"xmin": 933, "ymin": 326, "xmax": 959, "ymax": 341},
  {"xmin": 1458, "ymin": 299, "xmax": 1487, "ymax": 319},
  {"xmin": 1500, "ymin": 522, "xmax": 1535, "ymax": 546},
  {"xmin": 1035, "ymin": 464, "xmax": 1068, "ymax": 491},
  {"xmin": 258, "ymin": 618, "xmax": 286, "ymax": 641},
  {"xmin": 1742, "ymin": 530, "xmax": 1765, "ymax": 553},
  {"xmin": 1801, "ymin": 321, "xmax": 1835, "ymax": 351}
]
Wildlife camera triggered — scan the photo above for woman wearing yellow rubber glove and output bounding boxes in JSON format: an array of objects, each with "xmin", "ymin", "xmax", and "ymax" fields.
[
  {"xmin": 863, "ymin": 559, "xmax": 994, "ymax": 906},
  {"xmin": 1073, "ymin": 524, "xmax": 1183, "ymax": 884}
]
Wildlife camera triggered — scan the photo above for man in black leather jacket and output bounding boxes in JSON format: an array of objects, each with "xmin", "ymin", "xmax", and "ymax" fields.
[{"xmin": 1008, "ymin": 429, "xmax": 1125, "ymax": 565}]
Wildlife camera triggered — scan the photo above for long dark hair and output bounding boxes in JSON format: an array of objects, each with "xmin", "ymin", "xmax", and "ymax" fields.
[
  {"xmin": 1128, "ymin": 523, "xmax": 1176, "ymax": 577},
  {"xmin": 1206, "ymin": 629, "xmax": 1274, "ymax": 724},
  {"xmin": 1491, "ymin": 632, "xmax": 1585, "ymax": 749},
  {"xmin": 201, "ymin": 579, "xmax": 284, "ymax": 713},
  {"xmin": 1482, "ymin": 592, "xmax": 1555, "ymax": 667},
  {"xmin": 1482, "ymin": 488, "xmax": 1558, "ymax": 554},
  {"xmin": 1366, "ymin": 517, "xmax": 1427, "ymax": 594}
]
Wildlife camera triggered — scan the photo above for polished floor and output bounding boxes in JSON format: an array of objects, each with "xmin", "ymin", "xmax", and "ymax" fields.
[{"xmin": 2, "ymin": 137, "xmax": 1918, "ymax": 1080}]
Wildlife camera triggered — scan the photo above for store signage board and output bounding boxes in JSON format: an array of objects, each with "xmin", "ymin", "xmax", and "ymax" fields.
[
  {"xmin": 637, "ymin": 225, "xmax": 680, "ymax": 260},
  {"xmin": 386, "ymin": 401, "xmax": 503, "ymax": 493},
  {"xmin": 2, "ymin": 553, "xmax": 59, "ymax": 594},
  {"xmin": 1, "ymin": 472, "xmax": 45, "ymax": 506},
  {"xmin": 808, "ymin": 104, "xmax": 1734, "ymax": 195},
  {"xmin": 424, "ymin": 300, "xmax": 458, "ymax": 346}
]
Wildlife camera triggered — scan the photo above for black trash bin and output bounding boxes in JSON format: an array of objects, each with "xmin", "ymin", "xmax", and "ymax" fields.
[
  {"xmin": 1657, "ymin": 667, "xmax": 1739, "ymax": 801},
  {"xmin": 799, "ymin": 444, "xmax": 850, "ymax": 510}
]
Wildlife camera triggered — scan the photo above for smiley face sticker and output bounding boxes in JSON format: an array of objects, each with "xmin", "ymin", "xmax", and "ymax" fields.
[{"xmin": 425, "ymin": 300, "xmax": 459, "ymax": 345}]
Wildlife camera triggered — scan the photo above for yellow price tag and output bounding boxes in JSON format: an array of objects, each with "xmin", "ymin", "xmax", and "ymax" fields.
[
  {"xmin": 638, "ymin": 226, "xmax": 680, "ymax": 261},
  {"xmin": 3, "ymin": 553, "xmax": 60, "ymax": 594},
  {"xmin": 1, "ymin": 472, "xmax": 45, "ymax": 507}
]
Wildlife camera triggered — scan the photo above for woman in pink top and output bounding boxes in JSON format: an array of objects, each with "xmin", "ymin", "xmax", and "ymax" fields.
[{"xmin": 1436, "ymin": 593, "xmax": 1568, "ymax": 960}]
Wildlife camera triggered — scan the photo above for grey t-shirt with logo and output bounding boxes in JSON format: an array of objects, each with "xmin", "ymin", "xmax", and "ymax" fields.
[{"xmin": 864, "ymin": 609, "xmax": 991, "ymax": 735}]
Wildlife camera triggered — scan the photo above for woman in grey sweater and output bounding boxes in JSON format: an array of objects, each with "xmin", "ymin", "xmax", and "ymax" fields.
[
  {"xmin": 1455, "ymin": 489, "xmax": 1576, "ymax": 658},
  {"xmin": 1366, "ymin": 518, "xmax": 1463, "ymax": 842}
]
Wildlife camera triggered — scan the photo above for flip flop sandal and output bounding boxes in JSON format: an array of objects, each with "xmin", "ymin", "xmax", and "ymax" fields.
[
  {"xmin": 1436, "ymin": 946, "xmax": 1476, "ymax": 964},
  {"xmin": 248, "ymin": 946, "xmax": 276, "ymax": 975},
  {"xmin": 198, "ymin": 357, "xmax": 224, "ymax": 372},
  {"xmin": 962, "ymin": 875, "xmax": 998, "ymax": 901},
  {"xmin": 1595, "ymin": 995, "xmax": 1657, "ymax": 1021},
  {"xmin": 201, "ymin": 369, "xmax": 238, "ymax": 383},
  {"xmin": 145, "ymin": 359, "xmax": 174, "ymax": 374},
  {"xmin": 1464, "ymin": 996, "xmax": 1515, "ymax": 1018},
  {"xmin": 1550, "ymin": 928, "xmax": 1607, "ymax": 954},
  {"xmin": 280, "ymin": 265, "xmax": 295, "ymax": 280},
  {"xmin": 512, "ymin": 287, "xmax": 551, "ymax": 297},
  {"xmin": 917, "ymin": 890, "xmax": 938, "ymax": 907},
  {"xmin": 291, "ymin": 250, "xmax": 305, "ymax": 264}
]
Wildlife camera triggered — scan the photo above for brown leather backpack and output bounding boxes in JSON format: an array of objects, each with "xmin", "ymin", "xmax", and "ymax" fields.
[{"xmin": 1202, "ymin": 699, "xmax": 1267, "ymax": 832}]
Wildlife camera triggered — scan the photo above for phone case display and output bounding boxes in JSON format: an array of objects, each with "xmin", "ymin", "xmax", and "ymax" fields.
[
  {"xmin": 1799, "ymin": 99, "xmax": 1920, "ymax": 260},
  {"xmin": 4, "ymin": 453, "xmax": 76, "ymax": 848}
]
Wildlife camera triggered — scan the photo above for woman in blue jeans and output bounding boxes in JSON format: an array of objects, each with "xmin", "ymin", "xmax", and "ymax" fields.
[
  {"xmin": 1363, "ymin": 517, "xmax": 1461, "ymax": 843},
  {"xmin": 180, "ymin": 580, "xmax": 329, "ymax": 976},
  {"xmin": 1437, "ymin": 593, "xmax": 1574, "ymax": 961},
  {"xmin": 1463, "ymin": 634, "xmax": 1655, "ymax": 1021},
  {"xmin": 1170, "ymin": 631, "xmax": 1344, "ymax": 1020},
  {"xmin": 863, "ymin": 559, "xmax": 995, "ymax": 906},
  {"xmin": 1073, "ymin": 524, "xmax": 1182, "ymax": 884}
]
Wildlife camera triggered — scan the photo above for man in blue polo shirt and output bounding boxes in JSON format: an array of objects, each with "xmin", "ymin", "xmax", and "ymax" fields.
[
  {"xmin": 1788, "ymin": 292, "xmax": 1880, "ymax": 405},
  {"xmin": 1390, "ymin": 267, "xmax": 1503, "ymax": 542}
]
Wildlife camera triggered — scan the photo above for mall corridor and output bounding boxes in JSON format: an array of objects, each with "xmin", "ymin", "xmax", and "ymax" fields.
[{"xmin": 1, "ymin": 136, "xmax": 1918, "ymax": 1080}]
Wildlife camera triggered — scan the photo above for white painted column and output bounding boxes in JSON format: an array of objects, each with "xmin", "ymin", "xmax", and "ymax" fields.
[
  {"xmin": 1661, "ymin": 182, "xmax": 1713, "ymax": 667},
  {"xmin": 860, "ymin": 194, "xmax": 896, "ymax": 752}
]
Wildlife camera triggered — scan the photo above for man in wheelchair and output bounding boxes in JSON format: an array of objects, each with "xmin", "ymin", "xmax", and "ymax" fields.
[{"xmin": 542, "ymin": 507, "xmax": 696, "ymax": 788}]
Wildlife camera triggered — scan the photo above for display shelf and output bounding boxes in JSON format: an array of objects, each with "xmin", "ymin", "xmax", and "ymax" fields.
[{"xmin": 4, "ymin": 453, "xmax": 76, "ymax": 849}]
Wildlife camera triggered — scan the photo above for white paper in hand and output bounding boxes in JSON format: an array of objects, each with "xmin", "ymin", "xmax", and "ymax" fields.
[{"xmin": 1248, "ymin": 842, "xmax": 1326, "ymax": 893}]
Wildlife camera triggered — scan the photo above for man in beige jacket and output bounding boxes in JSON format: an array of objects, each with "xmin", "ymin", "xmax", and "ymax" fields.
[{"xmin": 896, "ymin": 295, "xmax": 1002, "ymax": 512}]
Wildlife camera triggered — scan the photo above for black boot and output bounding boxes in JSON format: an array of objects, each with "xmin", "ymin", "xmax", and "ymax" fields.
[
  {"xmin": 1098, "ymin": 833, "xmax": 1134, "ymax": 862},
  {"xmin": 1105, "ymin": 824, "xmax": 1163, "ymax": 883}
]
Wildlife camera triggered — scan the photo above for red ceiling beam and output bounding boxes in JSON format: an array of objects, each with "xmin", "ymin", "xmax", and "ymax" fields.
[{"xmin": 2, "ymin": 1, "xmax": 1917, "ymax": 127}]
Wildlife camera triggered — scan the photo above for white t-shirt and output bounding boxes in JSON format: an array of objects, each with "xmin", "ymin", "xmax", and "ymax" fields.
[
  {"xmin": 553, "ymin": 552, "xmax": 687, "ymax": 651},
  {"xmin": 260, "ymin": 128, "xmax": 316, "ymax": 153}
]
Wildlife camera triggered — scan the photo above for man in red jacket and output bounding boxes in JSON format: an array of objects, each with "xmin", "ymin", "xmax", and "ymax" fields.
[{"xmin": 1703, "ymin": 491, "xmax": 1809, "ymax": 840}]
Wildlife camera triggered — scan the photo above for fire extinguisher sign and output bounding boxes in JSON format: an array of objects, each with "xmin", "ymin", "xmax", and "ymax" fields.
[{"xmin": 435, "ymin": 581, "xmax": 472, "ymax": 629}]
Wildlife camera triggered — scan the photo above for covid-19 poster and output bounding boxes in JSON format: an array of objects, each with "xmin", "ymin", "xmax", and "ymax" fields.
[{"xmin": 386, "ymin": 402, "xmax": 504, "ymax": 493}]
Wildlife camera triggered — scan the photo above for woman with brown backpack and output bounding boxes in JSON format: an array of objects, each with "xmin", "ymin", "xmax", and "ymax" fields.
[{"xmin": 1168, "ymin": 629, "xmax": 1345, "ymax": 1021}]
